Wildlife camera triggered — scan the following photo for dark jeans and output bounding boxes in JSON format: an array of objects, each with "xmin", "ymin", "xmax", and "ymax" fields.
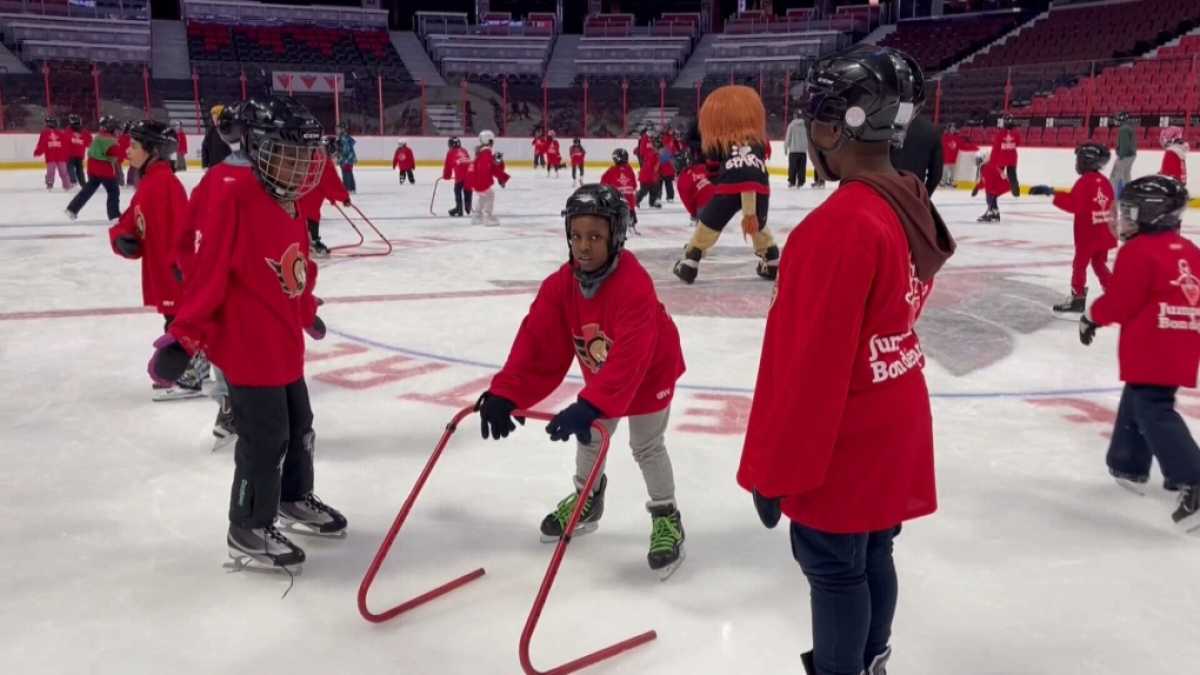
[
  {"xmin": 341, "ymin": 164, "xmax": 357, "ymax": 192},
  {"xmin": 67, "ymin": 157, "xmax": 85, "ymax": 185},
  {"xmin": 1107, "ymin": 384, "xmax": 1200, "ymax": 486},
  {"xmin": 1006, "ymin": 165, "xmax": 1019, "ymax": 197},
  {"xmin": 636, "ymin": 180, "xmax": 661, "ymax": 206},
  {"xmin": 227, "ymin": 379, "xmax": 315, "ymax": 528},
  {"xmin": 572, "ymin": 164, "xmax": 584, "ymax": 180},
  {"xmin": 307, "ymin": 218, "xmax": 322, "ymax": 246},
  {"xmin": 454, "ymin": 181, "xmax": 473, "ymax": 213},
  {"xmin": 67, "ymin": 177, "xmax": 120, "ymax": 220},
  {"xmin": 789, "ymin": 151, "xmax": 808, "ymax": 186},
  {"xmin": 986, "ymin": 193, "xmax": 999, "ymax": 211},
  {"xmin": 398, "ymin": 169, "xmax": 415, "ymax": 184},
  {"xmin": 662, "ymin": 175, "xmax": 675, "ymax": 201},
  {"xmin": 791, "ymin": 523, "xmax": 900, "ymax": 675}
]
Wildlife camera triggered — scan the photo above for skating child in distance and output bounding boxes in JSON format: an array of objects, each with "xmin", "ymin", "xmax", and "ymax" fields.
[
  {"xmin": 972, "ymin": 149, "xmax": 1010, "ymax": 222},
  {"xmin": 1160, "ymin": 127, "xmax": 1188, "ymax": 185},
  {"xmin": 476, "ymin": 183, "xmax": 688, "ymax": 578},
  {"xmin": 107, "ymin": 120, "xmax": 190, "ymax": 391},
  {"xmin": 991, "ymin": 114, "xmax": 1022, "ymax": 196},
  {"xmin": 173, "ymin": 121, "xmax": 189, "ymax": 172},
  {"xmin": 636, "ymin": 127, "xmax": 654, "ymax": 159},
  {"xmin": 65, "ymin": 114, "xmax": 90, "ymax": 188},
  {"xmin": 676, "ymin": 135, "xmax": 715, "ymax": 229},
  {"xmin": 149, "ymin": 96, "xmax": 345, "ymax": 571},
  {"xmin": 470, "ymin": 130, "xmax": 509, "ymax": 227},
  {"xmin": 393, "ymin": 140, "xmax": 416, "ymax": 185},
  {"xmin": 34, "ymin": 116, "xmax": 70, "ymax": 191},
  {"xmin": 336, "ymin": 125, "xmax": 357, "ymax": 193},
  {"xmin": 739, "ymin": 46, "xmax": 955, "ymax": 675},
  {"xmin": 532, "ymin": 131, "xmax": 548, "ymax": 170},
  {"xmin": 569, "ymin": 138, "xmax": 586, "ymax": 185},
  {"xmin": 65, "ymin": 115, "xmax": 124, "ymax": 223},
  {"xmin": 600, "ymin": 148, "xmax": 638, "ymax": 233},
  {"xmin": 545, "ymin": 130, "xmax": 562, "ymax": 178},
  {"xmin": 442, "ymin": 136, "xmax": 473, "ymax": 217},
  {"xmin": 636, "ymin": 137, "xmax": 662, "ymax": 209},
  {"xmin": 119, "ymin": 122, "xmax": 136, "ymax": 187},
  {"xmin": 1078, "ymin": 175, "xmax": 1200, "ymax": 534},
  {"xmin": 1031, "ymin": 143, "xmax": 1117, "ymax": 313},
  {"xmin": 658, "ymin": 136, "xmax": 677, "ymax": 203},
  {"xmin": 298, "ymin": 136, "xmax": 351, "ymax": 259},
  {"xmin": 672, "ymin": 85, "xmax": 779, "ymax": 284}
]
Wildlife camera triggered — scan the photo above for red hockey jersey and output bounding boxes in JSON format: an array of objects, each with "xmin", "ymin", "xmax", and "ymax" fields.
[
  {"xmin": 34, "ymin": 129, "xmax": 68, "ymax": 163},
  {"xmin": 601, "ymin": 164, "xmax": 638, "ymax": 212},
  {"xmin": 298, "ymin": 159, "xmax": 349, "ymax": 225},
  {"xmin": 176, "ymin": 130, "xmax": 188, "ymax": 158},
  {"xmin": 470, "ymin": 147, "xmax": 509, "ymax": 192},
  {"xmin": 570, "ymin": 145, "xmax": 586, "ymax": 167},
  {"xmin": 979, "ymin": 158, "xmax": 1011, "ymax": 197},
  {"xmin": 393, "ymin": 146, "xmax": 415, "ymax": 171},
  {"xmin": 738, "ymin": 182, "xmax": 937, "ymax": 533},
  {"xmin": 1091, "ymin": 231, "xmax": 1200, "ymax": 388},
  {"xmin": 532, "ymin": 136, "xmax": 548, "ymax": 157},
  {"xmin": 170, "ymin": 177, "xmax": 319, "ymax": 387},
  {"xmin": 181, "ymin": 155, "xmax": 255, "ymax": 278},
  {"xmin": 489, "ymin": 250, "xmax": 685, "ymax": 417},
  {"xmin": 942, "ymin": 133, "xmax": 962, "ymax": 164},
  {"xmin": 1161, "ymin": 146, "xmax": 1188, "ymax": 184},
  {"xmin": 67, "ymin": 130, "xmax": 91, "ymax": 160},
  {"xmin": 991, "ymin": 129, "xmax": 1021, "ymax": 169},
  {"xmin": 637, "ymin": 148, "xmax": 659, "ymax": 185},
  {"xmin": 107, "ymin": 161, "xmax": 190, "ymax": 314},
  {"xmin": 1052, "ymin": 172, "xmax": 1117, "ymax": 256},
  {"xmin": 677, "ymin": 163, "xmax": 715, "ymax": 218},
  {"xmin": 443, "ymin": 147, "xmax": 471, "ymax": 182},
  {"xmin": 546, "ymin": 139, "xmax": 562, "ymax": 166}
]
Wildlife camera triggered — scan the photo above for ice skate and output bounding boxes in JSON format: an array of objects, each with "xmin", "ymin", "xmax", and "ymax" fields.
[
  {"xmin": 225, "ymin": 523, "xmax": 305, "ymax": 571},
  {"xmin": 278, "ymin": 493, "xmax": 348, "ymax": 538},
  {"xmin": 540, "ymin": 475, "xmax": 606, "ymax": 542},
  {"xmin": 801, "ymin": 651, "xmax": 816, "ymax": 675},
  {"xmin": 1052, "ymin": 289, "xmax": 1086, "ymax": 313},
  {"xmin": 65, "ymin": 209, "xmax": 77, "ymax": 222},
  {"xmin": 673, "ymin": 246, "xmax": 702, "ymax": 284},
  {"xmin": 212, "ymin": 395, "xmax": 237, "ymax": 452},
  {"xmin": 153, "ymin": 354, "xmax": 210, "ymax": 401},
  {"xmin": 646, "ymin": 500, "xmax": 685, "ymax": 581},
  {"xmin": 976, "ymin": 209, "xmax": 999, "ymax": 223},
  {"xmin": 1110, "ymin": 468, "xmax": 1149, "ymax": 496},
  {"xmin": 448, "ymin": 207, "xmax": 463, "ymax": 218},
  {"xmin": 866, "ymin": 646, "xmax": 892, "ymax": 675},
  {"xmin": 311, "ymin": 240, "xmax": 330, "ymax": 259},
  {"xmin": 1172, "ymin": 485, "xmax": 1200, "ymax": 534},
  {"xmin": 756, "ymin": 245, "xmax": 780, "ymax": 281},
  {"xmin": 152, "ymin": 381, "xmax": 203, "ymax": 401}
]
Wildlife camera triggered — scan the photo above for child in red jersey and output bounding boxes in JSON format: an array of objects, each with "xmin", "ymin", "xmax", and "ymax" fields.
[
  {"xmin": 34, "ymin": 116, "xmax": 70, "ymax": 191},
  {"xmin": 393, "ymin": 139, "xmax": 416, "ymax": 185},
  {"xmin": 569, "ymin": 138, "xmax": 586, "ymax": 184},
  {"xmin": 470, "ymin": 130, "xmax": 509, "ymax": 226},
  {"xmin": 150, "ymin": 96, "xmax": 345, "ymax": 571},
  {"xmin": 1038, "ymin": 143, "xmax": 1117, "ymax": 313},
  {"xmin": 442, "ymin": 136, "xmax": 473, "ymax": 217},
  {"xmin": 298, "ymin": 136, "xmax": 350, "ymax": 258},
  {"xmin": 1079, "ymin": 175, "xmax": 1200, "ymax": 533},
  {"xmin": 545, "ymin": 130, "xmax": 562, "ymax": 177},
  {"xmin": 476, "ymin": 183, "xmax": 687, "ymax": 578},
  {"xmin": 600, "ymin": 148, "xmax": 638, "ymax": 231},
  {"xmin": 65, "ymin": 114, "xmax": 91, "ymax": 187},
  {"xmin": 532, "ymin": 131, "xmax": 548, "ymax": 169},
  {"xmin": 1160, "ymin": 127, "xmax": 1188, "ymax": 185},
  {"xmin": 65, "ymin": 115, "xmax": 124, "ymax": 222},
  {"xmin": 676, "ymin": 147, "xmax": 715, "ymax": 227},
  {"xmin": 635, "ymin": 139, "xmax": 662, "ymax": 208},
  {"xmin": 991, "ymin": 114, "xmax": 1022, "ymax": 196},
  {"xmin": 173, "ymin": 121, "xmax": 189, "ymax": 172},
  {"xmin": 971, "ymin": 149, "xmax": 1011, "ymax": 222}
]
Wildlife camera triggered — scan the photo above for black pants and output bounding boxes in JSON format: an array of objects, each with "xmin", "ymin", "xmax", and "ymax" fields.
[
  {"xmin": 307, "ymin": 218, "xmax": 322, "ymax": 246},
  {"xmin": 67, "ymin": 157, "xmax": 85, "ymax": 185},
  {"xmin": 986, "ymin": 193, "xmax": 999, "ymax": 211},
  {"xmin": 398, "ymin": 169, "xmax": 415, "ymax": 184},
  {"xmin": 454, "ymin": 181, "xmax": 473, "ymax": 213},
  {"xmin": 67, "ymin": 177, "xmax": 120, "ymax": 220},
  {"xmin": 227, "ymin": 379, "xmax": 315, "ymax": 528},
  {"xmin": 341, "ymin": 165, "xmax": 357, "ymax": 192},
  {"xmin": 788, "ymin": 151, "xmax": 808, "ymax": 186},
  {"xmin": 791, "ymin": 523, "xmax": 900, "ymax": 675},
  {"xmin": 572, "ymin": 164, "xmax": 584, "ymax": 180},
  {"xmin": 699, "ymin": 193, "xmax": 769, "ymax": 232},
  {"xmin": 636, "ymin": 180, "xmax": 661, "ymax": 207},
  {"xmin": 1108, "ymin": 384, "xmax": 1200, "ymax": 486},
  {"xmin": 662, "ymin": 175, "xmax": 675, "ymax": 201},
  {"xmin": 533, "ymin": 154, "xmax": 544, "ymax": 168},
  {"xmin": 1006, "ymin": 165, "xmax": 1019, "ymax": 197}
]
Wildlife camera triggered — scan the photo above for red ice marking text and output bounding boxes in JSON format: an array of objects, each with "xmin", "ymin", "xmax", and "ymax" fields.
[
  {"xmin": 305, "ymin": 342, "xmax": 369, "ymax": 363},
  {"xmin": 314, "ymin": 355, "xmax": 448, "ymax": 390},
  {"xmin": 676, "ymin": 393, "xmax": 752, "ymax": 435}
]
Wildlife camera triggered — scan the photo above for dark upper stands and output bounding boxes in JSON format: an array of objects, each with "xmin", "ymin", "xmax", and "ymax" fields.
[{"xmin": 878, "ymin": 11, "xmax": 1028, "ymax": 72}]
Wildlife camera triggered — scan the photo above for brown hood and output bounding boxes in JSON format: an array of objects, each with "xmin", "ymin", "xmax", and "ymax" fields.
[{"xmin": 846, "ymin": 171, "xmax": 956, "ymax": 282}]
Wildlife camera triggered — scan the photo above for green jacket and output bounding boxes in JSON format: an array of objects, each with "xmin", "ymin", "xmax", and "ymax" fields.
[{"xmin": 1116, "ymin": 124, "xmax": 1137, "ymax": 159}]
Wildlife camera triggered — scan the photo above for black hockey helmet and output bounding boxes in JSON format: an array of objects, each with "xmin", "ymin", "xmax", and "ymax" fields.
[
  {"xmin": 129, "ymin": 119, "xmax": 179, "ymax": 159},
  {"xmin": 238, "ymin": 96, "xmax": 326, "ymax": 201},
  {"xmin": 215, "ymin": 102, "xmax": 245, "ymax": 146},
  {"xmin": 1074, "ymin": 142, "xmax": 1111, "ymax": 174},
  {"xmin": 1114, "ymin": 111, "xmax": 1129, "ymax": 124},
  {"xmin": 67, "ymin": 114, "xmax": 82, "ymax": 130},
  {"xmin": 44, "ymin": 115, "xmax": 59, "ymax": 129},
  {"xmin": 799, "ymin": 45, "xmax": 925, "ymax": 146},
  {"xmin": 1117, "ymin": 175, "xmax": 1188, "ymax": 241},
  {"xmin": 448, "ymin": 136, "xmax": 461, "ymax": 148},
  {"xmin": 612, "ymin": 147, "xmax": 629, "ymax": 165},
  {"xmin": 562, "ymin": 183, "xmax": 631, "ymax": 264},
  {"xmin": 1002, "ymin": 114, "xmax": 1016, "ymax": 129},
  {"xmin": 572, "ymin": 137, "xmax": 581, "ymax": 145},
  {"xmin": 98, "ymin": 115, "xmax": 120, "ymax": 133}
]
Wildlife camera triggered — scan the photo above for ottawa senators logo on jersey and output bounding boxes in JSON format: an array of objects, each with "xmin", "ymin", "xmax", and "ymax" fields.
[
  {"xmin": 572, "ymin": 323, "xmax": 613, "ymax": 373},
  {"xmin": 265, "ymin": 242, "xmax": 308, "ymax": 299}
]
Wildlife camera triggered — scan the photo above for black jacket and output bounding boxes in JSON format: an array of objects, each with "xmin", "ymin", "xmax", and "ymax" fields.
[
  {"xmin": 201, "ymin": 126, "xmax": 231, "ymax": 169},
  {"xmin": 891, "ymin": 115, "xmax": 943, "ymax": 196}
]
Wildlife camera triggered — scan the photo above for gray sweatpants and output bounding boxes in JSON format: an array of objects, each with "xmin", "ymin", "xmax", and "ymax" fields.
[
  {"xmin": 574, "ymin": 407, "xmax": 676, "ymax": 504},
  {"xmin": 1110, "ymin": 156, "xmax": 1134, "ymax": 192}
]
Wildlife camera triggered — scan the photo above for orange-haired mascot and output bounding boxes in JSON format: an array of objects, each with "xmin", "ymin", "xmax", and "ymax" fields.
[{"xmin": 673, "ymin": 85, "xmax": 779, "ymax": 283}]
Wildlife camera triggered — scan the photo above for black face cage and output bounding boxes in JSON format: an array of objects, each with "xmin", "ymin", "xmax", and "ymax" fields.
[{"xmin": 247, "ymin": 128, "xmax": 326, "ymax": 202}]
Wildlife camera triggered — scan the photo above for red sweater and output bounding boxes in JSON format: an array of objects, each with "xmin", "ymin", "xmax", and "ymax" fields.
[
  {"xmin": 107, "ymin": 161, "xmax": 190, "ymax": 315},
  {"xmin": 532, "ymin": 137, "xmax": 548, "ymax": 156},
  {"xmin": 738, "ymin": 182, "xmax": 937, "ymax": 533},
  {"xmin": 637, "ymin": 148, "xmax": 660, "ymax": 185},
  {"xmin": 990, "ymin": 129, "xmax": 1021, "ymax": 169},
  {"xmin": 67, "ymin": 130, "xmax": 91, "ymax": 160},
  {"xmin": 570, "ymin": 145, "xmax": 585, "ymax": 167},
  {"xmin": 942, "ymin": 133, "xmax": 962, "ymax": 164},
  {"xmin": 170, "ymin": 178, "xmax": 319, "ymax": 387},
  {"xmin": 1052, "ymin": 172, "xmax": 1117, "ymax": 256},
  {"xmin": 676, "ymin": 163, "xmax": 715, "ymax": 218},
  {"xmin": 1161, "ymin": 147, "xmax": 1187, "ymax": 184},
  {"xmin": 546, "ymin": 139, "xmax": 562, "ymax": 165},
  {"xmin": 442, "ymin": 147, "xmax": 471, "ymax": 182},
  {"xmin": 177, "ymin": 130, "xmax": 188, "ymax": 156},
  {"xmin": 181, "ymin": 156, "xmax": 255, "ymax": 278},
  {"xmin": 601, "ymin": 164, "xmax": 638, "ymax": 213},
  {"xmin": 1091, "ymin": 231, "xmax": 1200, "ymax": 388},
  {"xmin": 393, "ymin": 146, "xmax": 415, "ymax": 171},
  {"xmin": 979, "ymin": 159, "xmax": 1010, "ymax": 197},
  {"xmin": 469, "ymin": 147, "xmax": 509, "ymax": 192},
  {"xmin": 298, "ymin": 159, "xmax": 349, "ymax": 224},
  {"xmin": 489, "ymin": 250, "xmax": 685, "ymax": 417},
  {"xmin": 34, "ymin": 129, "xmax": 69, "ymax": 163}
]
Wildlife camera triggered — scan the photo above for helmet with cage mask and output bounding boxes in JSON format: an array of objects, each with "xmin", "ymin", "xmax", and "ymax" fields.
[{"xmin": 238, "ymin": 96, "xmax": 325, "ymax": 202}]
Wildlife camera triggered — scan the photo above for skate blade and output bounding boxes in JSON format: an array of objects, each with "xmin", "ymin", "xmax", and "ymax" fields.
[
  {"xmin": 211, "ymin": 432, "xmax": 237, "ymax": 452},
  {"xmin": 540, "ymin": 521, "xmax": 599, "ymax": 543},
  {"xmin": 653, "ymin": 546, "xmax": 686, "ymax": 582},
  {"xmin": 1114, "ymin": 478, "xmax": 1148, "ymax": 496},
  {"xmin": 153, "ymin": 388, "xmax": 205, "ymax": 402},
  {"xmin": 278, "ymin": 520, "xmax": 348, "ymax": 539},
  {"xmin": 223, "ymin": 552, "xmax": 303, "ymax": 576}
]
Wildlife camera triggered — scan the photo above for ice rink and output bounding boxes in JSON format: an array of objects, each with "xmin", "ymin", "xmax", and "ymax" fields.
[{"xmin": 1, "ymin": 165, "xmax": 1198, "ymax": 675}]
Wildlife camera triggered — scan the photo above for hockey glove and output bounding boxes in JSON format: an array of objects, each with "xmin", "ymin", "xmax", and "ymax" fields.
[
  {"xmin": 148, "ymin": 333, "xmax": 190, "ymax": 386},
  {"xmin": 114, "ymin": 233, "xmax": 142, "ymax": 258},
  {"xmin": 1079, "ymin": 313, "xmax": 1098, "ymax": 346},
  {"xmin": 171, "ymin": 264, "xmax": 183, "ymax": 284},
  {"xmin": 342, "ymin": 199, "xmax": 352, "ymax": 207},
  {"xmin": 752, "ymin": 489, "xmax": 782, "ymax": 529},
  {"xmin": 546, "ymin": 398, "xmax": 602, "ymax": 445},
  {"xmin": 476, "ymin": 391, "xmax": 523, "ymax": 440},
  {"xmin": 1028, "ymin": 185, "xmax": 1056, "ymax": 196},
  {"xmin": 305, "ymin": 315, "xmax": 326, "ymax": 340}
]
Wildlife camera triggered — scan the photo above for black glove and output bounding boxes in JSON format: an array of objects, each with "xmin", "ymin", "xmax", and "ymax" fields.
[
  {"xmin": 476, "ymin": 391, "xmax": 523, "ymax": 440},
  {"xmin": 171, "ymin": 264, "xmax": 183, "ymax": 284},
  {"xmin": 752, "ymin": 489, "xmax": 782, "ymax": 529},
  {"xmin": 305, "ymin": 315, "xmax": 326, "ymax": 340},
  {"xmin": 1028, "ymin": 185, "xmax": 1056, "ymax": 196},
  {"xmin": 1079, "ymin": 313, "xmax": 1098, "ymax": 346},
  {"xmin": 546, "ymin": 398, "xmax": 602, "ymax": 444},
  {"xmin": 148, "ymin": 334, "xmax": 190, "ymax": 385},
  {"xmin": 342, "ymin": 199, "xmax": 351, "ymax": 207},
  {"xmin": 114, "ymin": 233, "xmax": 141, "ymax": 258}
]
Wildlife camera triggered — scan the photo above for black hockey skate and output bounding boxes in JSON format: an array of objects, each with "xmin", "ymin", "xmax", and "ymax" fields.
[
  {"xmin": 278, "ymin": 493, "xmax": 348, "ymax": 538},
  {"xmin": 1052, "ymin": 289, "xmax": 1086, "ymax": 314},
  {"xmin": 756, "ymin": 245, "xmax": 780, "ymax": 281},
  {"xmin": 540, "ymin": 475, "xmax": 606, "ymax": 542},
  {"xmin": 212, "ymin": 395, "xmax": 237, "ymax": 452},
  {"xmin": 976, "ymin": 209, "xmax": 999, "ymax": 223},
  {"xmin": 448, "ymin": 207, "xmax": 463, "ymax": 217},
  {"xmin": 1173, "ymin": 485, "xmax": 1200, "ymax": 534},
  {"xmin": 153, "ymin": 354, "xmax": 209, "ymax": 402},
  {"xmin": 866, "ymin": 646, "xmax": 892, "ymax": 675},
  {"xmin": 801, "ymin": 651, "xmax": 816, "ymax": 675},
  {"xmin": 226, "ymin": 523, "xmax": 305, "ymax": 570},
  {"xmin": 311, "ymin": 240, "xmax": 330, "ymax": 259},
  {"xmin": 673, "ymin": 246, "xmax": 702, "ymax": 284},
  {"xmin": 1109, "ymin": 468, "xmax": 1149, "ymax": 496},
  {"xmin": 647, "ymin": 501, "xmax": 685, "ymax": 580}
]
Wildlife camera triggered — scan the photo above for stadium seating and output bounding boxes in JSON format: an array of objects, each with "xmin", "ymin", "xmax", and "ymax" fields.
[
  {"xmin": 186, "ymin": 22, "xmax": 411, "ymax": 80},
  {"xmin": 878, "ymin": 11, "xmax": 1028, "ymax": 72}
]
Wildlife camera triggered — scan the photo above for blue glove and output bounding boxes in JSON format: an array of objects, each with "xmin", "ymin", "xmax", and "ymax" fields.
[
  {"xmin": 752, "ymin": 489, "xmax": 782, "ymax": 529},
  {"xmin": 546, "ymin": 399, "xmax": 602, "ymax": 444}
]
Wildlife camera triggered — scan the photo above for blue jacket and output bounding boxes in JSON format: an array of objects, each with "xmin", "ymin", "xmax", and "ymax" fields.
[{"xmin": 338, "ymin": 134, "xmax": 357, "ymax": 166}]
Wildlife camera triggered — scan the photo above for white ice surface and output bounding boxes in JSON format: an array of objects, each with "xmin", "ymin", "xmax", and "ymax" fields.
[{"xmin": 1, "ymin": 168, "xmax": 1198, "ymax": 675}]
